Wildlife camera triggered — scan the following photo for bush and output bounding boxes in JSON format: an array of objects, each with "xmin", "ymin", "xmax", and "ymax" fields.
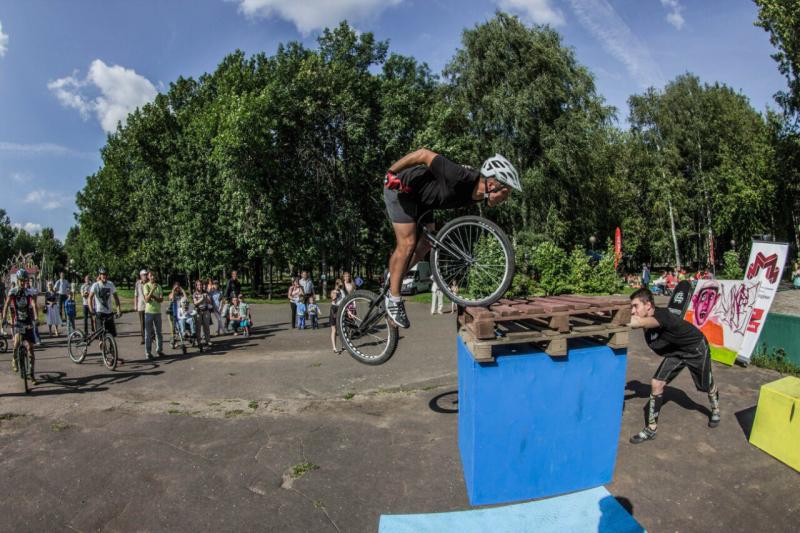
[
  {"xmin": 720, "ymin": 250, "xmax": 744, "ymax": 280},
  {"xmin": 530, "ymin": 241, "xmax": 571, "ymax": 296}
]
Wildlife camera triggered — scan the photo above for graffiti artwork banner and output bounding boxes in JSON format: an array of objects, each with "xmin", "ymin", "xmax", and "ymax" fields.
[
  {"xmin": 685, "ymin": 280, "xmax": 757, "ymax": 365},
  {"xmin": 737, "ymin": 241, "xmax": 789, "ymax": 364}
]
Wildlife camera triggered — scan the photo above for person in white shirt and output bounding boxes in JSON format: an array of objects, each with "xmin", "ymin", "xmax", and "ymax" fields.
[
  {"xmin": 430, "ymin": 280, "xmax": 443, "ymax": 315},
  {"xmin": 134, "ymin": 269, "xmax": 148, "ymax": 345},
  {"xmin": 53, "ymin": 271, "xmax": 70, "ymax": 321}
]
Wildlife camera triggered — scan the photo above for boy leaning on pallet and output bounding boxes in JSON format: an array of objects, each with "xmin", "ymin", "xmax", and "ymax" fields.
[{"xmin": 627, "ymin": 288, "xmax": 721, "ymax": 444}]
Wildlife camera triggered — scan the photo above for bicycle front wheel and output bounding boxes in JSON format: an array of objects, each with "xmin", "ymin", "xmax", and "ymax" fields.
[
  {"xmin": 67, "ymin": 330, "xmax": 87, "ymax": 363},
  {"xmin": 16, "ymin": 344, "xmax": 29, "ymax": 394},
  {"xmin": 101, "ymin": 334, "xmax": 118, "ymax": 370},
  {"xmin": 337, "ymin": 290, "xmax": 398, "ymax": 365},
  {"xmin": 431, "ymin": 215, "xmax": 515, "ymax": 307}
]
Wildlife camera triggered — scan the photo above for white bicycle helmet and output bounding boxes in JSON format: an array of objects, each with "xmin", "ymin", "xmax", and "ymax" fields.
[{"xmin": 480, "ymin": 154, "xmax": 522, "ymax": 191}]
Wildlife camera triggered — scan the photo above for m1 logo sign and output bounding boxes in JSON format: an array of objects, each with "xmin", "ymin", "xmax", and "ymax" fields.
[{"xmin": 746, "ymin": 252, "xmax": 780, "ymax": 284}]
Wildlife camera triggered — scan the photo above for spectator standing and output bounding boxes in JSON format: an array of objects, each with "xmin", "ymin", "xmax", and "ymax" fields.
[
  {"xmin": 299, "ymin": 271, "xmax": 314, "ymax": 303},
  {"xmin": 143, "ymin": 271, "xmax": 165, "ymax": 360},
  {"xmin": 430, "ymin": 280, "xmax": 443, "ymax": 315},
  {"xmin": 330, "ymin": 280, "xmax": 344, "ymax": 353},
  {"xmin": 64, "ymin": 291, "xmax": 77, "ymax": 335},
  {"xmin": 54, "ymin": 271, "xmax": 70, "ymax": 321},
  {"xmin": 192, "ymin": 280, "xmax": 213, "ymax": 346},
  {"xmin": 208, "ymin": 280, "xmax": 224, "ymax": 336},
  {"xmin": 89, "ymin": 267, "xmax": 123, "ymax": 362},
  {"xmin": 168, "ymin": 282, "xmax": 186, "ymax": 337},
  {"xmin": 80, "ymin": 274, "xmax": 94, "ymax": 335},
  {"xmin": 0, "ymin": 279, "xmax": 6, "ymax": 337},
  {"xmin": 224, "ymin": 270, "xmax": 241, "ymax": 302},
  {"xmin": 288, "ymin": 278, "xmax": 303, "ymax": 329},
  {"xmin": 642, "ymin": 263, "xmax": 650, "ymax": 288},
  {"xmin": 307, "ymin": 296, "xmax": 320, "ymax": 329},
  {"xmin": 296, "ymin": 300, "xmax": 307, "ymax": 329},
  {"xmin": 134, "ymin": 269, "xmax": 148, "ymax": 345},
  {"xmin": 45, "ymin": 281, "xmax": 62, "ymax": 336},
  {"xmin": 342, "ymin": 272, "xmax": 355, "ymax": 296}
]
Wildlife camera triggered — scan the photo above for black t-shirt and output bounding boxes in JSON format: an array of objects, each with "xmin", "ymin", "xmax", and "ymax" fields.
[
  {"xmin": 225, "ymin": 279, "xmax": 241, "ymax": 300},
  {"xmin": 644, "ymin": 307, "xmax": 706, "ymax": 357},
  {"xmin": 398, "ymin": 154, "xmax": 480, "ymax": 210},
  {"xmin": 8, "ymin": 287, "xmax": 34, "ymax": 324}
]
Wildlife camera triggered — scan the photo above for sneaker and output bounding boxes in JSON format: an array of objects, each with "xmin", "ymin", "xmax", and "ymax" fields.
[
  {"xmin": 384, "ymin": 296, "xmax": 410, "ymax": 328},
  {"xmin": 709, "ymin": 410, "xmax": 721, "ymax": 428},
  {"xmin": 11, "ymin": 357, "xmax": 18, "ymax": 373},
  {"xmin": 145, "ymin": 353, "xmax": 154, "ymax": 361},
  {"xmin": 629, "ymin": 427, "xmax": 657, "ymax": 444}
]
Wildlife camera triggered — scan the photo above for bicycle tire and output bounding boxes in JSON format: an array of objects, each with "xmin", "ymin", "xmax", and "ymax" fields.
[
  {"xmin": 431, "ymin": 215, "xmax": 515, "ymax": 307},
  {"xmin": 337, "ymin": 290, "xmax": 398, "ymax": 365},
  {"xmin": 101, "ymin": 334, "xmax": 118, "ymax": 370},
  {"xmin": 67, "ymin": 330, "xmax": 87, "ymax": 363},
  {"xmin": 0, "ymin": 337, "xmax": 7, "ymax": 353},
  {"xmin": 16, "ymin": 343, "xmax": 29, "ymax": 394}
]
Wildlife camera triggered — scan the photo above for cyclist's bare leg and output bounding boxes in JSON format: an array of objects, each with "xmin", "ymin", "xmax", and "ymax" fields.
[{"xmin": 389, "ymin": 222, "xmax": 417, "ymax": 297}]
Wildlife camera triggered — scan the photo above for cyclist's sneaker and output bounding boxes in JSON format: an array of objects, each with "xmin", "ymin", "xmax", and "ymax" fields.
[
  {"xmin": 11, "ymin": 356, "xmax": 18, "ymax": 373},
  {"xmin": 709, "ymin": 409, "xmax": 721, "ymax": 428},
  {"xmin": 629, "ymin": 427, "xmax": 657, "ymax": 444},
  {"xmin": 384, "ymin": 296, "xmax": 410, "ymax": 328}
]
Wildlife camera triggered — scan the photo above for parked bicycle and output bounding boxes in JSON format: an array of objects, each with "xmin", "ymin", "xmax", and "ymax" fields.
[
  {"xmin": 67, "ymin": 313, "xmax": 120, "ymax": 370},
  {"xmin": 337, "ymin": 212, "xmax": 514, "ymax": 365}
]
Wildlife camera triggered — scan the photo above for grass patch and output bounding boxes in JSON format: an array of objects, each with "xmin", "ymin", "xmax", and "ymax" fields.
[
  {"xmin": 167, "ymin": 409, "xmax": 189, "ymax": 415},
  {"xmin": 169, "ymin": 401, "xmax": 180, "ymax": 406},
  {"xmin": 224, "ymin": 409, "xmax": 246, "ymax": 418},
  {"xmin": 308, "ymin": 362, "xmax": 322, "ymax": 368},
  {"xmin": 248, "ymin": 400, "xmax": 259, "ymax": 410},
  {"xmin": 752, "ymin": 347, "xmax": 800, "ymax": 376},
  {"xmin": 51, "ymin": 421, "xmax": 72, "ymax": 432},
  {"xmin": 0, "ymin": 413, "xmax": 23, "ymax": 421},
  {"xmin": 291, "ymin": 461, "xmax": 320, "ymax": 479},
  {"xmin": 342, "ymin": 392, "xmax": 355, "ymax": 400},
  {"xmin": 313, "ymin": 500, "xmax": 325, "ymax": 510}
]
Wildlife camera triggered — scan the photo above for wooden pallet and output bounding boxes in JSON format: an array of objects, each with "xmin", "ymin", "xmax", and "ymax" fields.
[{"xmin": 457, "ymin": 295, "xmax": 631, "ymax": 362}]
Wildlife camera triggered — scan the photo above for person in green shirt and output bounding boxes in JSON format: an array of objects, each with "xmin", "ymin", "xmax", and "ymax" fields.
[{"xmin": 143, "ymin": 270, "xmax": 165, "ymax": 360}]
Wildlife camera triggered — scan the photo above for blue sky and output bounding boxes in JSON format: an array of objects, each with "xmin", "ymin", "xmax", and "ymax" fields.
[{"xmin": 0, "ymin": 0, "xmax": 786, "ymax": 241}]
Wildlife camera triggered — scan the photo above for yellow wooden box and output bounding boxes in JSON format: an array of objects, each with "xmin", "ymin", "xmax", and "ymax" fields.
[{"xmin": 749, "ymin": 376, "xmax": 800, "ymax": 471}]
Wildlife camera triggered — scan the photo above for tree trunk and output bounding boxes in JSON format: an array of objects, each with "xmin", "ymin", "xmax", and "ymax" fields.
[{"xmin": 667, "ymin": 194, "xmax": 682, "ymax": 270}]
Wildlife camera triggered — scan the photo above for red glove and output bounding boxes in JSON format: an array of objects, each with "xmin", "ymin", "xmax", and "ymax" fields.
[{"xmin": 384, "ymin": 171, "xmax": 412, "ymax": 193}]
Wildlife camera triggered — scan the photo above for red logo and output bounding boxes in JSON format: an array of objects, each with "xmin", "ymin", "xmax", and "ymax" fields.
[
  {"xmin": 746, "ymin": 252, "xmax": 780, "ymax": 283},
  {"xmin": 747, "ymin": 308, "xmax": 764, "ymax": 333}
]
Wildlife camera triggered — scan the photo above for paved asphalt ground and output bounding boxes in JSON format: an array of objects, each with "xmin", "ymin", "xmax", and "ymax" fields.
[{"xmin": 0, "ymin": 299, "xmax": 798, "ymax": 532}]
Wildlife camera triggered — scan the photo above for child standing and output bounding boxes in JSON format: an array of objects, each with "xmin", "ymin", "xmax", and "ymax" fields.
[
  {"xmin": 307, "ymin": 296, "xmax": 320, "ymax": 329},
  {"xmin": 238, "ymin": 296, "xmax": 252, "ymax": 337},
  {"xmin": 64, "ymin": 291, "xmax": 77, "ymax": 335},
  {"xmin": 296, "ymin": 300, "xmax": 307, "ymax": 329}
]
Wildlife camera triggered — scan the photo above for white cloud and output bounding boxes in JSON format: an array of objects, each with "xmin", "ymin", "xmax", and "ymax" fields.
[
  {"xmin": 495, "ymin": 0, "xmax": 565, "ymax": 26},
  {"xmin": 0, "ymin": 20, "xmax": 8, "ymax": 57},
  {"xmin": 660, "ymin": 0, "xmax": 684, "ymax": 30},
  {"xmin": 12, "ymin": 222, "xmax": 43, "ymax": 234},
  {"xmin": 48, "ymin": 60, "xmax": 158, "ymax": 133},
  {"xmin": 233, "ymin": 0, "xmax": 403, "ymax": 34},
  {"xmin": 24, "ymin": 189, "xmax": 64, "ymax": 210},
  {"xmin": 10, "ymin": 172, "xmax": 31, "ymax": 184},
  {"xmin": 0, "ymin": 141, "xmax": 95, "ymax": 158},
  {"xmin": 567, "ymin": 0, "xmax": 664, "ymax": 89}
]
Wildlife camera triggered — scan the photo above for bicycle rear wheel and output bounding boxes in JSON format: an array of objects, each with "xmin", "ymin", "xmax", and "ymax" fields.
[
  {"xmin": 431, "ymin": 215, "xmax": 515, "ymax": 307},
  {"xmin": 101, "ymin": 334, "xmax": 118, "ymax": 370},
  {"xmin": 67, "ymin": 330, "xmax": 87, "ymax": 363},
  {"xmin": 337, "ymin": 290, "xmax": 398, "ymax": 365},
  {"xmin": 0, "ymin": 337, "xmax": 7, "ymax": 353}
]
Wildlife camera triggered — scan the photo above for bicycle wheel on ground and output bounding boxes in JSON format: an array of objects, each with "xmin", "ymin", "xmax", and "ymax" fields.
[
  {"xmin": 101, "ymin": 334, "xmax": 118, "ymax": 370},
  {"xmin": 16, "ymin": 344, "xmax": 29, "ymax": 394},
  {"xmin": 67, "ymin": 330, "xmax": 87, "ymax": 363},
  {"xmin": 0, "ymin": 337, "xmax": 7, "ymax": 353},
  {"xmin": 431, "ymin": 215, "xmax": 515, "ymax": 307},
  {"xmin": 337, "ymin": 290, "xmax": 398, "ymax": 365}
]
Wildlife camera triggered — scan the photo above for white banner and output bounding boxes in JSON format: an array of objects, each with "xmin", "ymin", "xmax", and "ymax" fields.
[{"xmin": 737, "ymin": 241, "xmax": 789, "ymax": 363}]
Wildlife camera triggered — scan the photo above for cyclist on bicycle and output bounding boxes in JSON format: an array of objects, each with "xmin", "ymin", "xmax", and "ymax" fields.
[
  {"xmin": 1, "ymin": 270, "xmax": 39, "ymax": 379},
  {"xmin": 382, "ymin": 149, "xmax": 521, "ymax": 328},
  {"xmin": 88, "ymin": 267, "xmax": 123, "ymax": 352}
]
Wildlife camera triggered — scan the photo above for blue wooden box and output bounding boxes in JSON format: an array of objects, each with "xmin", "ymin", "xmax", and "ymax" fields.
[{"xmin": 458, "ymin": 336, "xmax": 628, "ymax": 506}]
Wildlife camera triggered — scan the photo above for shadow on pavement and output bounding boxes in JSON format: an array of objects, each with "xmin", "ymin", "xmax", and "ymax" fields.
[
  {"xmin": 1, "ymin": 368, "xmax": 164, "ymax": 397},
  {"xmin": 735, "ymin": 405, "xmax": 757, "ymax": 440},
  {"xmin": 429, "ymin": 389, "xmax": 458, "ymax": 414}
]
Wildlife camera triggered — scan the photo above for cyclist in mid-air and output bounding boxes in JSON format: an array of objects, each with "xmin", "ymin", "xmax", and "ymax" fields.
[
  {"xmin": 1, "ymin": 270, "xmax": 39, "ymax": 380},
  {"xmin": 382, "ymin": 149, "xmax": 521, "ymax": 328}
]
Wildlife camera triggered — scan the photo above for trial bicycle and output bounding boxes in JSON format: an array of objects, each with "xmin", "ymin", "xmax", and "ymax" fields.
[
  {"xmin": 337, "ymin": 213, "xmax": 514, "ymax": 365},
  {"xmin": 11, "ymin": 325, "xmax": 34, "ymax": 394},
  {"xmin": 67, "ymin": 313, "xmax": 120, "ymax": 370}
]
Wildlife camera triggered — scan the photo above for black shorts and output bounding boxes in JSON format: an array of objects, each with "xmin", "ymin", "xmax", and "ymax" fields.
[
  {"xmin": 13, "ymin": 322, "xmax": 36, "ymax": 344},
  {"xmin": 96, "ymin": 313, "xmax": 117, "ymax": 337},
  {"xmin": 653, "ymin": 339, "xmax": 713, "ymax": 392},
  {"xmin": 329, "ymin": 305, "xmax": 338, "ymax": 327},
  {"xmin": 383, "ymin": 188, "xmax": 433, "ymax": 225}
]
